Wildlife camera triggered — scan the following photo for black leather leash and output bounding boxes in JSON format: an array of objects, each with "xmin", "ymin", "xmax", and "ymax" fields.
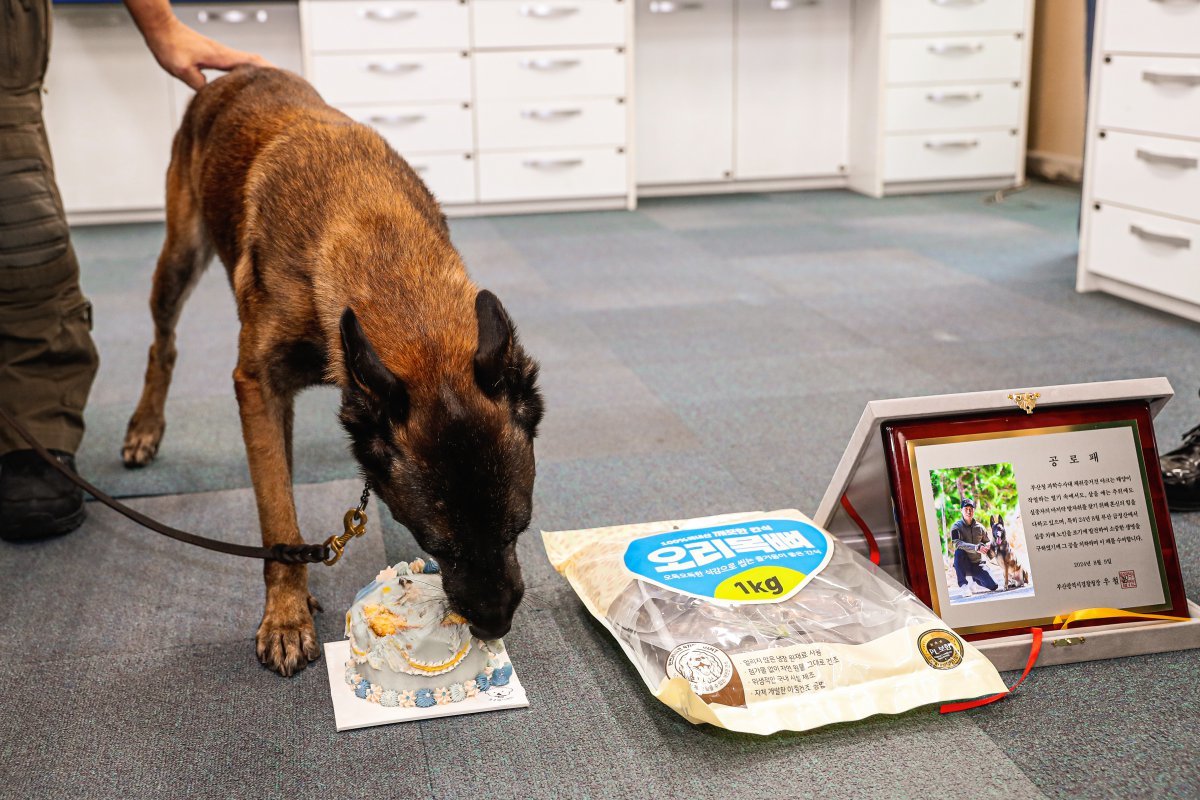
[{"xmin": 0, "ymin": 403, "xmax": 368, "ymax": 565}]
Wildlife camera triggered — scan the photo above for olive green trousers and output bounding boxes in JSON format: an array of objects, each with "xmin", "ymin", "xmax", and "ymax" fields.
[{"xmin": 0, "ymin": 0, "xmax": 99, "ymax": 455}]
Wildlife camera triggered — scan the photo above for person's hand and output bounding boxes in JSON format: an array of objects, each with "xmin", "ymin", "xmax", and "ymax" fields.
[{"xmin": 144, "ymin": 17, "xmax": 271, "ymax": 90}]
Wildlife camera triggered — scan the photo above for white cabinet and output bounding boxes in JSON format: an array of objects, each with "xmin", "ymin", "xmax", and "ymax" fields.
[
  {"xmin": 634, "ymin": 0, "xmax": 734, "ymax": 186},
  {"xmin": 734, "ymin": 0, "xmax": 849, "ymax": 181},
  {"xmin": 1077, "ymin": 0, "xmax": 1200, "ymax": 323},
  {"xmin": 848, "ymin": 0, "xmax": 1033, "ymax": 197},
  {"xmin": 469, "ymin": 0, "xmax": 632, "ymax": 210},
  {"xmin": 635, "ymin": 0, "xmax": 848, "ymax": 191},
  {"xmin": 47, "ymin": 2, "xmax": 304, "ymax": 222},
  {"xmin": 301, "ymin": 0, "xmax": 476, "ymax": 205},
  {"xmin": 301, "ymin": 0, "xmax": 633, "ymax": 212},
  {"xmin": 44, "ymin": 6, "xmax": 175, "ymax": 217}
]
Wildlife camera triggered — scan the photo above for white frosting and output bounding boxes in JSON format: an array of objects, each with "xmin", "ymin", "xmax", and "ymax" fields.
[{"xmin": 345, "ymin": 562, "xmax": 503, "ymax": 696}]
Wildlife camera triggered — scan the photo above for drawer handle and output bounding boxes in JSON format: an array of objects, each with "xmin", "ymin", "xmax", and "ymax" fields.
[
  {"xmin": 1142, "ymin": 71, "xmax": 1200, "ymax": 87},
  {"xmin": 366, "ymin": 62, "xmax": 423, "ymax": 75},
  {"xmin": 196, "ymin": 9, "xmax": 268, "ymax": 23},
  {"xmin": 927, "ymin": 42, "xmax": 984, "ymax": 55},
  {"xmin": 648, "ymin": 1, "xmax": 704, "ymax": 12},
  {"xmin": 368, "ymin": 113, "xmax": 427, "ymax": 125},
  {"xmin": 523, "ymin": 158, "xmax": 584, "ymax": 169},
  {"xmin": 1130, "ymin": 224, "xmax": 1191, "ymax": 250},
  {"xmin": 1136, "ymin": 148, "xmax": 1199, "ymax": 169},
  {"xmin": 769, "ymin": 0, "xmax": 820, "ymax": 10},
  {"xmin": 926, "ymin": 90, "xmax": 982, "ymax": 102},
  {"xmin": 520, "ymin": 108, "xmax": 583, "ymax": 120},
  {"xmin": 520, "ymin": 4, "xmax": 580, "ymax": 18},
  {"xmin": 924, "ymin": 139, "xmax": 979, "ymax": 149},
  {"xmin": 412, "ymin": 164, "xmax": 429, "ymax": 174},
  {"xmin": 362, "ymin": 8, "xmax": 417, "ymax": 21},
  {"xmin": 519, "ymin": 57, "xmax": 581, "ymax": 71}
]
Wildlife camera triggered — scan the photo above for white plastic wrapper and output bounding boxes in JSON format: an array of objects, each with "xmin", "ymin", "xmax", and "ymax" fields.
[{"xmin": 543, "ymin": 510, "xmax": 1007, "ymax": 735}]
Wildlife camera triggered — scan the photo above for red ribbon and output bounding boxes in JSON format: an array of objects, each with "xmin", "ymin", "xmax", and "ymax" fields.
[
  {"xmin": 839, "ymin": 493, "xmax": 880, "ymax": 566},
  {"xmin": 939, "ymin": 627, "xmax": 1043, "ymax": 714}
]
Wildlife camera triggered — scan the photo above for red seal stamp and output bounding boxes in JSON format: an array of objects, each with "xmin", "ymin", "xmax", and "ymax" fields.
[{"xmin": 1119, "ymin": 570, "xmax": 1137, "ymax": 589}]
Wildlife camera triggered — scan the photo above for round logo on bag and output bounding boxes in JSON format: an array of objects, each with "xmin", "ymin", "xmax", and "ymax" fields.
[
  {"xmin": 666, "ymin": 642, "xmax": 735, "ymax": 695},
  {"xmin": 918, "ymin": 629, "xmax": 964, "ymax": 670}
]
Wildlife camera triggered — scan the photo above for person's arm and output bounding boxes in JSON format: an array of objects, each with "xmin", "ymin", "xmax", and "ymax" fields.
[{"xmin": 122, "ymin": 0, "xmax": 270, "ymax": 90}]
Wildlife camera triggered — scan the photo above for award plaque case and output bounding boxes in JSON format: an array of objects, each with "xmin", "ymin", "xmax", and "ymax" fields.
[{"xmin": 814, "ymin": 378, "xmax": 1200, "ymax": 671}]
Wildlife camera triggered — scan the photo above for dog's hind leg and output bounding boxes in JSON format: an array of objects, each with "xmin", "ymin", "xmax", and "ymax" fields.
[{"xmin": 122, "ymin": 157, "xmax": 213, "ymax": 467}]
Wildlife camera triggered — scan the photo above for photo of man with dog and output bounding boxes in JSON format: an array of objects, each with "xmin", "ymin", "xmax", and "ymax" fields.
[{"xmin": 930, "ymin": 463, "xmax": 1036, "ymax": 606}]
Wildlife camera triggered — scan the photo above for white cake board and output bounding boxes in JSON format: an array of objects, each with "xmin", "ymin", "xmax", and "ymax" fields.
[
  {"xmin": 323, "ymin": 640, "xmax": 529, "ymax": 731},
  {"xmin": 809, "ymin": 377, "xmax": 1200, "ymax": 670}
]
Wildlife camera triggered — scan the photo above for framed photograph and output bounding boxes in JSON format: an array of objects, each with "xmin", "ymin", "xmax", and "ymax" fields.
[{"xmin": 884, "ymin": 400, "xmax": 1189, "ymax": 639}]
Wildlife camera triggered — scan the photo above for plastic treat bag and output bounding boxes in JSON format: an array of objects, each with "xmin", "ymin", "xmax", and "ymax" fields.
[{"xmin": 543, "ymin": 510, "xmax": 1007, "ymax": 735}]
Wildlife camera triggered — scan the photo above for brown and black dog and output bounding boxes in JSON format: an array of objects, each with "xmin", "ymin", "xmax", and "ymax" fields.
[{"xmin": 121, "ymin": 67, "xmax": 543, "ymax": 676}]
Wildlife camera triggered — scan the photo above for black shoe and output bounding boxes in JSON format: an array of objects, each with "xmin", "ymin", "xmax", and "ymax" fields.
[
  {"xmin": 1162, "ymin": 424, "xmax": 1200, "ymax": 513},
  {"xmin": 0, "ymin": 450, "xmax": 86, "ymax": 541}
]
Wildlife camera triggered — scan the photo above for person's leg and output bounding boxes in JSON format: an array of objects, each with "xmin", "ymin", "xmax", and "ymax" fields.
[
  {"xmin": 1162, "ymin": 416, "xmax": 1200, "ymax": 513},
  {"xmin": 969, "ymin": 561, "xmax": 998, "ymax": 591},
  {"xmin": 953, "ymin": 549, "xmax": 970, "ymax": 587},
  {"xmin": 0, "ymin": 0, "xmax": 100, "ymax": 540}
]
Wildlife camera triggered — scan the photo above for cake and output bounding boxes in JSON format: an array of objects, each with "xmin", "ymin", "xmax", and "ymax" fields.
[{"xmin": 343, "ymin": 558, "xmax": 513, "ymax": 708}]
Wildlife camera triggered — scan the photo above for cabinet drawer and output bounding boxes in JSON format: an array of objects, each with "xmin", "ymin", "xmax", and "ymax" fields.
[
  {"xmin": 477, "ymin": 148, "xmax": 627, "ymax": 201},
  {"xmin": 887, "ymin": 34, "xmax": 1023, "ymax": 84},
  {"xmin": 888, "ymin": 0, "xmax": 1025, "ymax": 35},
  {"xmin": 883, "ymin": 129, "xmax": 1019, "ymax": 182},
  {"xmin": 407, "ymin": 153, "xmax": 476, "ymax": 205},
  {"xmin": 476, "ymin": 98, "xmax": 625, "ymax": 150},
  {"xmin": 1097, "ymin": 55, "xmax": 1200, "ymax": 139},
  {"xmin": 1102, "ymin": 0, "xmax": 1200, "ymax": 56},
  {"xmin": 306, "ymin": 0, "xmax": 469, "ymax": 52},
  {"xmin": 1087, "ymin": 204, "xmax": 1200, "ymax": 304},
  {"xmin": 885, "ymin": 82, "xmax": 1020, "ymax": 131},
  {"xmin": 1092, "ymin": 131, "xmax": 1200, "ymax": 223},
  {"xmin": 171, "ymin": 2, "xmax": 302, "ymax": 120},
  {"xmin": 309, "ymin": 52, "xmax": 471, "ymax": 104},
  {"xmin": 345, "ymin": 103, "xmax": 473, "ymax": 153},
  {"xmin": 473, "ymin": 48, "xmax": 625, "ymax": 100},
  {"xmin": 176, "ymin": 3, "xmax": 301, "ymax": 70},
  {"xmin": 471, "ymin": 1, "xmax": 626, "ymax": 48}
]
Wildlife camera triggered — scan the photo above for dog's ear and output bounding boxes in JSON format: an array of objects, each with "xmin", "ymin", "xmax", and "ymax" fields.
[
  {"xmin": 340, "ymin": 307, "xmax": 409, "ymax": 423},
  {"xmin": 474, "ymin": 289, "xmax": 512, "ymax": 397},
  {"xmin": 474, "ymin": 290, "xmax": 543, "ymax": 436}
]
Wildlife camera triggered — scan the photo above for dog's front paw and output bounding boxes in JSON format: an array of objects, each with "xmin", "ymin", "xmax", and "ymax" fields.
[
  {"xmin": 122, "ymin": 413, "xmax": 165, "ymax": 468},
  {"xmin": 256, "ymin": 607, "xmax": 321, "ymax": 677}
]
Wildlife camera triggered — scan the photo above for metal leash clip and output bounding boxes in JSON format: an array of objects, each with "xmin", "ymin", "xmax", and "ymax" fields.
[{"xmin": 324, "ymin": 483, "xmax": 371, "ymax": 566}]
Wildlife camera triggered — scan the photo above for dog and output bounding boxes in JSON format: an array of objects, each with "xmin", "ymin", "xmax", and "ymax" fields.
[
  {"xmin": 121, "ymin": 67, "xmax": 544, "ymax": 676},
  {"xmin": 988, "ymin": 515, "xmax": 1028, "ymax": 590}
]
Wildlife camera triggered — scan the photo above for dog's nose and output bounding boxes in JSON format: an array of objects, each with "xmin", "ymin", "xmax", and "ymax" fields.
[{"xmin": 469, "ymin": 621, "xmax": 510, "ymax": 641}]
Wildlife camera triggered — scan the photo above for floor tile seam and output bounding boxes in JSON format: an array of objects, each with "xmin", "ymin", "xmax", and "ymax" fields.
[{"xmin": 971, "ymin": 716, "xmax": 1056, "ymax": 800}]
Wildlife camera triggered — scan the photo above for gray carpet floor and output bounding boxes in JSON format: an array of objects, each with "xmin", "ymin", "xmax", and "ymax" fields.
[{"xmin": 4, "ymin": 182, "xmax": 1199, "ymax": 798}]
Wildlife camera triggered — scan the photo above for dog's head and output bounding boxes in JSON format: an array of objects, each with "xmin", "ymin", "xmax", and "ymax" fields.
[{"xmin": 337, "ymin": 290, "xmax": 543, "ymax": 640}]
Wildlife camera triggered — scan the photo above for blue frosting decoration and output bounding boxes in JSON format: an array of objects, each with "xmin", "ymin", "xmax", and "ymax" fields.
[
  {"xmin": 353, "ymin": 580, "xmax": 379, "ymax": 603},
  {"xmin": 414, "ymin": 688, "xmax": 437, "ymax": 708},
  {"xmin": 491, "ymin": 664, "xmax": 513, "ymax": 687},
  {"xmin": 423, "ymin": 559, "xmax": 440, "ymax": 574},
  {"xmin": 474, "ymin": 673, "xmax": 490, "ymax": 692},
  {"xmin": 354, "ymin": 680, "xmax": 371, "ymax": 699}
]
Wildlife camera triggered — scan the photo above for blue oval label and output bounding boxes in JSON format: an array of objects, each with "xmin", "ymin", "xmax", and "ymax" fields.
[{"xmin": 623, "ymin": 517, "xmax": 834, "ymax": 604}]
